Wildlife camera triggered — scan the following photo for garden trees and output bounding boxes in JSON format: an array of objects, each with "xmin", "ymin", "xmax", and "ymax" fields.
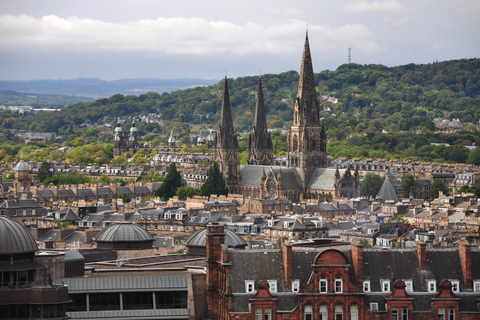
[
  {"xmin": 37, "ymin": 161, "xmax": 53, "ymax": 184},
  {"xmin": 429, "ymin": 181, "xmax": 450, "ymax": 199},
  {"xmin": 155, "ymin": 163, "xmax": 183, "ymax": 200},
  {"xmin": 200, "ymin": 162, "xmax": 228, "ymax": 198},
  {"xmin": 360, "ymin": 173, "xmax": 384, "ymax": 198},
  {"xmin": 401, "ymin": 175, "xmax": 418, "ymax": 198}
]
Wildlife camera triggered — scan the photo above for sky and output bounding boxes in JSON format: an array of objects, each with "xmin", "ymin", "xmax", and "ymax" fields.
[{"xmin": 0, "ymin": 0, "xmax": 479, "ymax": 81}]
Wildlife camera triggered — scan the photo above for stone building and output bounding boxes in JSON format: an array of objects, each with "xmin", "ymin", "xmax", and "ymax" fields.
[
  {"xmin": 213, "ymin": 32, "xmax": 359, "ymax": 202},
  {"xmin": 113, "ymin": 120, "xmax": 138, "ymax": 157}
]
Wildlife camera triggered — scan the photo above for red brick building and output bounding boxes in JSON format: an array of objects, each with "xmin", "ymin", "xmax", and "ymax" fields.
[{"xmin": 206, "ymin": 224, "xmax": 480, "ymax": 320}]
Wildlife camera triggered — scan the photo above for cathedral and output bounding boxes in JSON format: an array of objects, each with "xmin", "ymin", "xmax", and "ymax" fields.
[{"xmin": 213, "ymin": 32, "xmax": 359, "ymax": 202}]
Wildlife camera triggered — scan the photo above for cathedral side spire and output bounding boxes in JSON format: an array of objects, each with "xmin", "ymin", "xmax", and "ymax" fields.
[
  {"xmin": 247, "ymin": 77, "xmax": 273, "ymax": 165},
  {"xmin": 213, "ymin": 77, "xmax": 240, "ymax": 193}
]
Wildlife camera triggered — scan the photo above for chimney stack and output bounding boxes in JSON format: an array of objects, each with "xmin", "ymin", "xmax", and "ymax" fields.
[
  {"xmin": 458, "ymin": 241, "xmax": 472, "ymax": 290},
  {"xmin": 417, "ymin": 242, "xmax": 427, "ymax": 271},
  {"xmin": 283, "ymin": 244, "xmax": 293, "ymax": 290},
  {"xmin": 351, "ymin": 242, "xmax": 364, "ymax": 285}
]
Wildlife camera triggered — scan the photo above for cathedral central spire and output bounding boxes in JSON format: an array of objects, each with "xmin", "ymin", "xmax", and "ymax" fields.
[
  {"xmin": 293, "ymin": 31, "xmax": 320, "ymax": 126},
  {"xmin": 247, "ymin": 77, "xmax": 273, "ymax": 165}
]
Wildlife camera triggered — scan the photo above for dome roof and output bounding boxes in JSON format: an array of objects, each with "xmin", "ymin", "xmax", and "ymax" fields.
[
  {"xmin": 95, "ymin": 222, "xmax": 153, "ymax": 243},
  {"xmin": 13, "ymin": 156, "xmax": 30, "ymax": 171},
  {"xmin": 184, "ymin": 228, "xmax": 247, "ymax": 248},
  {"xmin": 0, "ymin": 216, "xmax": 38, "ymax": 254},
  {"xmin": 115, "ymin": 124, "xmax": 123, "ymax": 132},
  {"xmin": 197, "ymin": 136, "xmax": 205, "ymax": 143},
  {"xmin": 207, "ymin": 133, "xmax": 214, "ymax": 141}
]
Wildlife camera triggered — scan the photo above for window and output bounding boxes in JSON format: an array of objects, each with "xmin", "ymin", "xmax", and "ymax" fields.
[
  {"xmin": 392, "ymin": 307, "xmax": 399, "ymax": 320},
  {"xmin": 450, "ymin": 280, "xmax": 459, "ymax": 293},
  {"xmin": 305, "ymin": 305, "xmax": 312, "ymax": 320},
  {"xmin": 428, "ymin": 280, "xmax": 436, "ymax": 292},
  {"xmin": 267, "ymin": 280, "xmax": 277, "ymax": 293},
  {"xmin": 320, "ymin": 276, "xmax": 327, "ymax": 293},
  {"xmin": 370, "ymin": 303, "xmax": 378, "ymax": 311},
  {"xmin": 265, "ymin": 307, "xmax": 271, "ymax": 320},
  {"xmin": 256, "ymin": 308, "xmax": 262, "ymax": 320},
  {"xmin": 165, "ymin": 212, "xmax": 171, "ymax": 219},
  {"xmin": 438, "ymin": 308, "xmax": 445, "ymax": 320},
  {"xmin": 335, "ymin": 276, "xmax": 343, "ymax": 293},
  {"xmin": 474, "ymin": 281, "xmax": 480, "ymax": 293},
  {"xmin": 320, "ymin": 305, "xmax": 328, "ymax": 320},
  {"xmin": 292, "ymin": 280, "xmax": 300, "ymax": 292},
  {"xmin": 382, "ymin": 280, "xmax": 390, "ymax": 292},
  {"xmin": 246, "ymin": 280, "xmax": 255, "ymax": 293},
  {"xmin": 350, "ymin": 305, "xmax": 358, "ymax": 320},
  {"xmin": 363, "ymin": 280, "xmax": 370, "ymax": 292},
  {"xmin": 448, "ymin": 308, "xmax": 454, "ymax": 320},
  {"xmin": 335, "ymin": 305, "xmax": 343, "ymax": 320},
  {"xmin": 402, "ymin": 308, "xmax": 408, "ymax": 320},
  {"xmin": 404, "ymin": 280, "xmax": 413, "ymax": 292}
]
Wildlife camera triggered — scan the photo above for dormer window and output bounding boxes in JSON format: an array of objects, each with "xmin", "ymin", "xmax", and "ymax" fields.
[
  {"xmin": 381, "ymin": 280, "xmax": 390, "ymax": 292},
  {"xmin": 267, "ymin": 280, "xmax": 277, "ymax": 293},
  {"xmin": 245, "ymin": 280, "xmax": 255, "ymax": 293},
  {"xmin": 427, "ymin": 280, "xmax": 436, "ymax": 292},
  {"xmin": 404, "ymin": 280, "xmax": 413, "ymax": 292},
  {"xmin": 474, "ymin": 280, "xmax": 480, "ymax": 292},
  {"xmin": 165, "ymin": 211, "xmax": 171, "ymax": 219},
  {"xmin": 268, "ymin": 220, "xmax": 274, "ymax": 227},
  {"xmin": 363, "ymin": 280, "xmax": 370, "ymax": 292},
  {"xmin": 292, "ymin": 280, "xmax": 300, "ymax": 292},
  {"xmin": 449, "ymin": 280, "xmax": 459, "ymax": 293},
  {"xmin": 176, "ymin": 213, "xmax": 182, "ymax": 220}
]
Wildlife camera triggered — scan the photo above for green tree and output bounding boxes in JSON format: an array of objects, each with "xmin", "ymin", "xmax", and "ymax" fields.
[
  {"xmin": 37, "ymin": 161, "xmax": 53, "ymax": 183},
  {"xmin": 360, "ymin": 173, "xmax": 385, "ymax": 197},
  {"xmin": 466, "ymin": 147, "xmax": 480, "ymax": 166},
  {"xmin": 44, "ymin": 172, "xmax": 92, "ymax": 186},
  {"xmin": 176, "ymin": 186, "xmax": 199, "ymax": 200},
  {"xmin": 401, "ymin": 175, "xmax": 418, "ymax": 198},
  {"xmin": 97, "ymin": 174, "xmax": 111, "ymax": 184},
  {"xmin": 457, "ymin": 185, "xmax": 474, "ymax": 194},
  {"xmin": 155, "ymin": 163, "xmax": 183, "ymax": 200},
  {"xmin": 429, "ymin": 181, "xmax": 450, "ymax": 200},
  {"xmin": 200, "ymin": 162, "xmax": 228, "ymax": 198}
]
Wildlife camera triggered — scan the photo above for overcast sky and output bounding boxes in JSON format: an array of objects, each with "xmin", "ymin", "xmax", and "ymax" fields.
[{"xmin": 0, "ymin": 0, "xmax": 479, "ymax": 81}]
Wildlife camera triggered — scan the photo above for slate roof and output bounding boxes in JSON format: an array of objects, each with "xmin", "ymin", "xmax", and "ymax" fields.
[
  {"xmin": 377, "ymin": 176, "xmax": 399, "ymax": 203},
  {"xmin": 239, "ymin": 165, "xmax": 302, "ymax": 190},
  {"xmin": 116, "ymin": 186, "xmax": 133, "ymax": 195},
  {"xmin": 37, "ymin": 189, "xmax": 55, "ymax": 198},
  {"xmin": 307, "ymin": 168, "xmax": 347, "ymax": 190},
  {"xmin": 78, "ymin": 188, "xmax": 95, "ymax": 197}
]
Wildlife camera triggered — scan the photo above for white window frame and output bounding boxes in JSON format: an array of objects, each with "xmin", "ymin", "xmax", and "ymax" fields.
[
  {"xmin": 265, "ymin": 307, "xmax": 271, "ymax": 320},
  {"xmin": 320, "ymin": 276, "xmax": 328, "ymax": 293},
  {"xmin": 335, "ymin": 276, "xmax": 343, "ymax": 293},
  {"xmin": 350, "ymin": 305, "xmax": 358, "ymax": 320},
  {"xmin": 448, "ymin": 307, "xmax": 454, "ymax": 320},
  {"xmin": 267, "ymin": 280, "xmax": 277, "ymax": 293},
  {"xmin": 292, "ymin": 280, "xmax": 300, "ymax": 293},
  {"xmin": 320, "ymin": 305, "xmax": 328, "ymax": 320},
  {"xmin": 370, "ymin": 303, "xmax": 378, "ymax": 311},
  {"xmin": 245, "ymin": 280, "xmax": 255, "ymax": 293},
  {"xmin": 427, "ymin": 280, "xmax": 436, "ymax": 293},
  {"xmin": 404, "ymin": 280, "xmax": 413, "ymax": 292},
  {"xmin": 304, "ymin": 305, "xmax": 313, "ymax": 320},
  {"xmin": 392, "ymin": 307, "xmax": 399, "ymax": 320},
  {"xmin": 335, "ymin": 305, "xmax": 343, "ymax": 320},
  {"xmin": 381, "ymin": 279, "xmax": 390, "ymax": 292},
  {"xmin": 402, "ymin": 308, "xmax": 408, "ymax": 320},
  {"xmin": 449, "ymin": 280, "xmax": 459, "ymax": 293},
  {"xmin": 363, "ymin": 280, "xmax": 370, "ymax": 292},
  {"xmin": 255, "ymin": 308, "xmax": 262, "ymax": 320},
  {"xmin": 474, "ymin": 280, "xmax": 480, "ymax": 293}
]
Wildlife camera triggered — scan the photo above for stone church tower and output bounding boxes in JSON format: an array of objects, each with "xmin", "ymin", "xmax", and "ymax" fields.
[
  {"xmin": 213, "ymin": 77, "xmax": 240, "ymax": 193},
  {"xmin": 247, "ymin": 77, "xmax": 273, "ymax": 165},
  {"xmin": 287, "ymin": 32, "xmax": 327, "ymax": 177}
]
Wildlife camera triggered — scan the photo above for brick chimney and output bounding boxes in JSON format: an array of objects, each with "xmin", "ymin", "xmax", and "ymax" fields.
[
  {"xmin": 283, "ymin": 244, "xmax": 293, "ymax": 290},
  {"xmin": 351, "ymin": 242, "xmax": 364, "ymax": 285},
  {"xmin": 206, "ymin": 223, "xmax": 225, "ymax": 320},
  {"xmin": 458, "ymin": 241, "xmax": 472, "ymax": 290},
  {"xmin": 417, "ymin": 242, "xmax": 427, "ymax": 271}
]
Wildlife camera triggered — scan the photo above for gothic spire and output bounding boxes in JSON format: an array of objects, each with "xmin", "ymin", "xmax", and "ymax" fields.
[
  {"xmin": 293, "ymin": 31, "xmax": 320, "ymax": 126},
  {"xmin": 217, "ymin": 77, "xmax": 237, "ymax": 149}
]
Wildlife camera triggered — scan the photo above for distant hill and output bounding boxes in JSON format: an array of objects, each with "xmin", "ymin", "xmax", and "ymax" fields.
[
  {"xmin": 0, "ymin": 90, "xmax": 94, "ymax": 108},
  {"xmin": 0, "ymin": 77, "xmax": 220, "ymax": 99}
]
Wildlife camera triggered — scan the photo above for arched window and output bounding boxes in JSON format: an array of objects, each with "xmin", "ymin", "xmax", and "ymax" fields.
[
  {"xmin": 293, "ymin": 135, "xmax": 298, "ymax": 151},
  {"xmin": 304, "ymin": 305, "xmax": 312, "ymax": 320},
  {"xmin": 320, "ymin": 276, "xmax": 327, "ymax": 293},
  {"xmin": 319, "ymin": 305, "xmax": 328, "ymax": 320},
  {"xmin": 335, "ymin": 275, "xmax": 343, "ymax": 293},
  {"xmin": 350, "ymin": 305, "xmax": 358, "ymax": 320},
  {"xmin": 335, "ymin": 305, "xmax": 343, "ymax": 320}
]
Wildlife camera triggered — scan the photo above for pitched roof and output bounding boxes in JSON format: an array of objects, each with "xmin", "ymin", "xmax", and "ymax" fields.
[{"xmin": 377, "ymin": 176, "xmax": 399, "ymax": 203}]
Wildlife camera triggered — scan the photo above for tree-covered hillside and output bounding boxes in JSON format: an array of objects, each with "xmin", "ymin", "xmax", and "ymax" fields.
[{"xmin": 1, "ymin": 58, "xmax": 480, "ymax": 164}]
